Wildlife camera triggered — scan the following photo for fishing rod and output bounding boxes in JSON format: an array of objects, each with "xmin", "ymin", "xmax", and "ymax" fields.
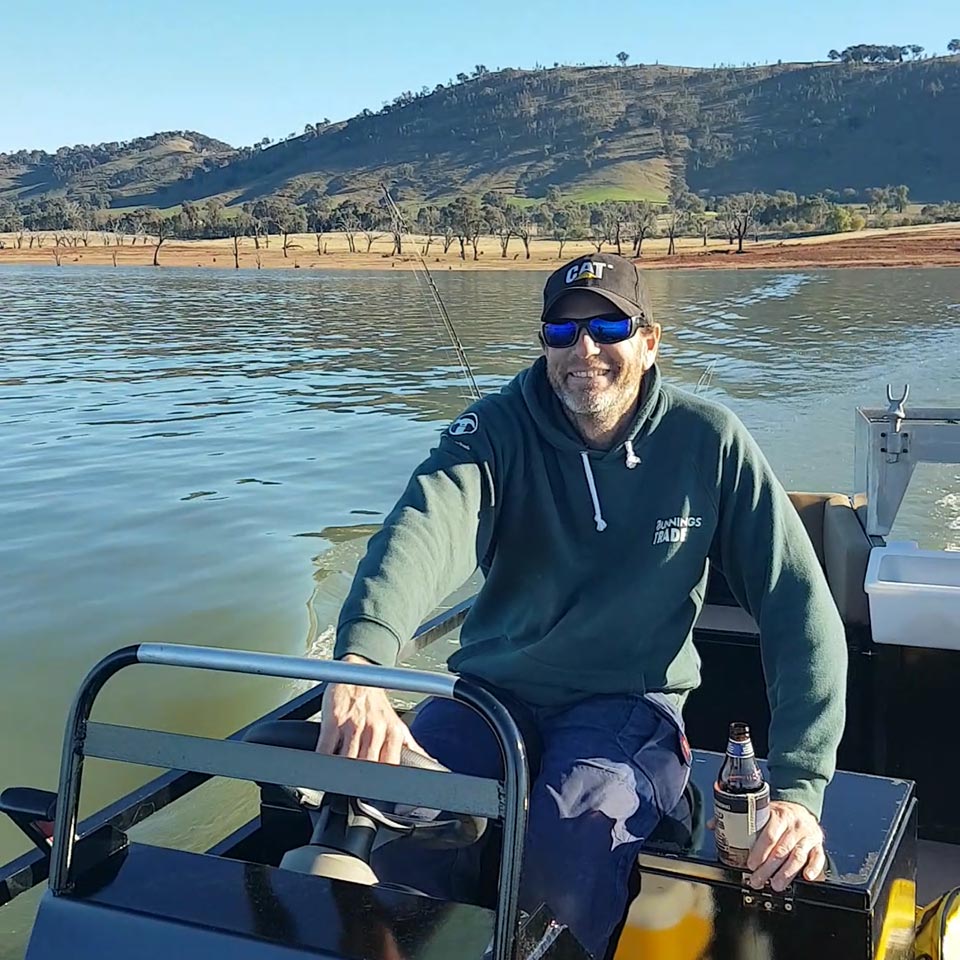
[{"xmin": 380, "ymin": 184, "xmax": 482, "ymax": 401}]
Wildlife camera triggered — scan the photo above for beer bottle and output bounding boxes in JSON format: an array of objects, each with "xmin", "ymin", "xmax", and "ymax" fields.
[{"xmin": 714, "ymin": 722, "xmax": 770, "ymax": 869}]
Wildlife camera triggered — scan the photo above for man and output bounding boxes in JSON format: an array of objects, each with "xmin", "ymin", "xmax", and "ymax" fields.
[{"xmin": 320, "ymin": 254, "xmax": 847, "ymax": 958}]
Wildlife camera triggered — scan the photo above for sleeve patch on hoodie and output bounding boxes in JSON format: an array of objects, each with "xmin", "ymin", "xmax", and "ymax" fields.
[{"xmin": 447, "ymin": 412, "xmax": 478, "ymax": 436}]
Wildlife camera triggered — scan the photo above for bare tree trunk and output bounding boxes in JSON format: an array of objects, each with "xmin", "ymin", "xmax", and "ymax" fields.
[
  {"xmin": 702, "ymin": 225, "xmax": 707, "ymax": 246},
  {"xmin": 615, "ymin": 224, "xmax": 623, "ymax": 256},
  {"xmin": 520, "ymin": 235, "xmax": 531, "ymax": 259},
  {"xmin": 153, "ymin": 236, "xmax": 165, "ymax": 266},
  {"xmin": 282, "ymin": 231, "xmax": 290, "ymax": 257},
  {"xmin": 112, "ymin": 251, "xmax": 117, "ymax": 267},
  {"xmin": 256, "ymin": 252, "xmax": 262, "ymax": 269},
  {"xmin": 392, "ymin": 231, "xmax": 402, "ymax": 255},
  {"xmin": 422, "ymin": 235, "xmax": 434, "ymax": 256},
  {"xmin": 442, "ymin": 232, "xmax": 454, "ymax": 254},
  {"xmin": 28, "ymin": 234, "xmax": 35, "ymax": 249},
  {"xmin": 499, "ymin": 232, "xmax": 511, "ymax": 257},
  {"xmin": 471, "ymin": 233, "xmax": 480, "ymax": 260},
  {"xmin": 557, "ymin": 238, "xmax": 567, "ymax": 259},
  {"xmin": 36, "ymin": 234, "xmax": 45, "ymax": 249},
  {"xmin": 668, "ymin": 234, "xmax": 676, "ymax": 255},
  {"xmin": 16, "ymin": 230, "xmax": 24, "ymax": 249},
  {"xmin": 458, "ymin": 237, "xmax": 466, "ymax": 260},
  {"xmin": 53, "ymin": 247, "xmax": 62, "ymax": 266},
  {"xmin": 253, "ymin": 228, "xmax": 261, "ymax": 250},
  {"xmin": 233, "ymin": 234, "xmax": 241, "ymax": 268},
  {"xmin": 315, "ymin": 232, "xmax": 324, "ymax": 255}
]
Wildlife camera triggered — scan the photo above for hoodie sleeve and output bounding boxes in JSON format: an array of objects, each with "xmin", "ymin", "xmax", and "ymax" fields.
[
  {"xmin": 333, "ymin": 409, "xmax": 498, "ymax": 667},
  {"xmin": 708, "ymin": 414, "xmax": 848, "ymax": 820}
]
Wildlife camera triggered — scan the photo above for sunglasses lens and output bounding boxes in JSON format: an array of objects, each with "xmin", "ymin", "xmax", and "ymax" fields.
[
  {"xmin": 542, "ymin": 316, "xmax": 636, "ymax": 348},
  {"xmin": 542, "ymin": 321, "xmax": 578, "ymax": 348},
  {"xmin": 588, "ymin": 317, "xmax": 634, "ymax": 343}
]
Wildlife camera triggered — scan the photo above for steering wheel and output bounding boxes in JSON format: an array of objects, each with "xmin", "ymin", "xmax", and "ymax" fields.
[{"xmin": 242, "ymin": 719, "xmax": 487, "ymax": 853}]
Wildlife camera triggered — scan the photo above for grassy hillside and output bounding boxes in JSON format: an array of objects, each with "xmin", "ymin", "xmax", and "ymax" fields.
[
  {"xmin": 0, "ymin": 132, "xmax": 236, "ymax": 206},
  {"xmin": 1, "ymin": 56, "xmax": 958, "ymax": 211}
]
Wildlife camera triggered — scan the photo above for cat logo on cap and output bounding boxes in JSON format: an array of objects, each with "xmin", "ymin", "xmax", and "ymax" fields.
[{"xmin": 566, "ymin": 260, "xmax": 611, "ymax": 284}]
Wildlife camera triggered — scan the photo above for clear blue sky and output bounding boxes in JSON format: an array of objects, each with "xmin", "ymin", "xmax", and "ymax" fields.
[{"xmin": 4, "ymin": 0, "xmax": 957, "ymax": 153}]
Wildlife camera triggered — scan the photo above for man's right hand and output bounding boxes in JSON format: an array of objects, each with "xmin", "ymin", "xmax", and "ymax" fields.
[{"xmin": 316, "ymin": 654, "xmax": 428, "ymax": 764}]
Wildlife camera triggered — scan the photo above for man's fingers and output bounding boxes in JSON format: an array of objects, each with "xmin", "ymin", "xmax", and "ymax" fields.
[
  {"xmin": 746, "ymin": 816, "xmax": 788, "ymax": 873},
  {"xmin": 381, "ymin": 724, "xmax": 405, "ymax": 766},
  {"xmin": 316, "ymin": 716, "xmax": 340, "ymax": 756},
  {"xmin": 804, "ymin": 844, "xmax": 827, "ymax": 881},
  {"xmin": 359, "ymin": 722, "xmax": 386, "ymax": 763},
  {"xmin": 339, "ymin": 721, "xmax": 363, "ymax": 759},
  {"xmin": 770, "ymin": 837, "xmax": 818, "ymax": 891}
]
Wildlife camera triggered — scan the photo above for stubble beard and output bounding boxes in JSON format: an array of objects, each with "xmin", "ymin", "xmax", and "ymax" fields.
[{"xmin": 547, "ymin": 357, "xmax": 643, "ymax": 433}]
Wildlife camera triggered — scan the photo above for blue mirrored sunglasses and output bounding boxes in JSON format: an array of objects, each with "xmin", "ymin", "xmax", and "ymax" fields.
[{"xmin": 540, "ymin": 314, "xmax": 643, "ymax": 349}]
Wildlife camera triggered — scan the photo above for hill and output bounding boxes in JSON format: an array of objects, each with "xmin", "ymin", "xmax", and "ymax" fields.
[
  {"xmin": 1, "ymin": 56, "xmax": 959, "ymax": 211},
  {"xmin": 0, "ymin": 132, "xmax": 237, "ymax": 208}
]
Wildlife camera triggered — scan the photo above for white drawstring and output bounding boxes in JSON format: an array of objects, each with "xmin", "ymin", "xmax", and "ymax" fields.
[
  {"xmin": 624, "ymin": 440, "xmax": 641, "ymax": 469},
  {"xmin": 580, "ymin": 452, "xmax": 607, "ymax": 532}
]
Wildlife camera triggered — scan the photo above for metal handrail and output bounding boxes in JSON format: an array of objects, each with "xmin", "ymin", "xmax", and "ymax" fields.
[
  {"xmin": 48, "ymin": 639, "xmax": 527, "ymax": 960},
  {"xmin": 0, "ymin": 597, "xmax": 474, "ymax": 908}
]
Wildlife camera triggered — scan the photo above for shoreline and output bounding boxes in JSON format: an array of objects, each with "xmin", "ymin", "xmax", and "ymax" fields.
[{"xmin": 2, "ymin": 222, "xmax": 959, "ymax": 273}]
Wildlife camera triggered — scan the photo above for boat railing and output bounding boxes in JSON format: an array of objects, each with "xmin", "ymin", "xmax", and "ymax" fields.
[{"xmin": 0, "ymin": 596, "xmax": 475, "ymax": 910}]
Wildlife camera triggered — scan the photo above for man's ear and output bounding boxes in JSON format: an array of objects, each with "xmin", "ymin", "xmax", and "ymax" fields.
[{"xmin": 642, "ymin": 323, "xmax": 662, "ymax": 372}]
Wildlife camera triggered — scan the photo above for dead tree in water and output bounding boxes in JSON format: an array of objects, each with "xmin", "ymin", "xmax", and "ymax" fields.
[{"xmin": 233, "ymin": 234, "xmax": 241, "ymax": 269}]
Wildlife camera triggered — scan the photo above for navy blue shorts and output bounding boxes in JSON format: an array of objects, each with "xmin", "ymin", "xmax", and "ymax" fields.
[{"xmin": 373, "ymin": 691, "xmax": 691, "ymax": 958}]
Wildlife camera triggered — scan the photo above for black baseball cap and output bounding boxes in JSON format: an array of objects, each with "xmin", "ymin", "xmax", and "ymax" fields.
[{"xmin": 541, "ymin": 253, "xmax": 652, "ymax": 323}]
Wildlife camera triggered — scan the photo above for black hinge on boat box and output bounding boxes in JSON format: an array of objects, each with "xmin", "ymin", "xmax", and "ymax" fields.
[{"xmin": 740, "ymin": 874, "xmax": 795, "ymax": 915}]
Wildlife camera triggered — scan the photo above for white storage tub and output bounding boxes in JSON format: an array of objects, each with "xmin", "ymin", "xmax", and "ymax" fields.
[{"xmin": 864, "ymin": 541, "xmax": 960, "ymax": 650}]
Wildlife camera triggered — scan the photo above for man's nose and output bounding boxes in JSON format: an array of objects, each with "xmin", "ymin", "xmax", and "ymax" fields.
[{"xmin": 574, "ymin": 330, "xmax": 601, "ymax": 357}]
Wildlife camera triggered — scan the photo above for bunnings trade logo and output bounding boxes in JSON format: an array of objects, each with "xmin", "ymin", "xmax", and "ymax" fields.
[{"xmin": 652, "ymin": 515, "xmax": 703, "ymax": 546}]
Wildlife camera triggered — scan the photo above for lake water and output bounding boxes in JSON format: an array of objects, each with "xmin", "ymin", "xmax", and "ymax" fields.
[{"xmin": 1, "ymin": 265, "xmax": 959, "ymax": 952}]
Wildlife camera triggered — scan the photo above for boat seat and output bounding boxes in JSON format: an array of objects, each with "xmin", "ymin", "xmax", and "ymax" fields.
[{"xmin": 787, "ymin": 492, "xmax": 872, "ymax": 628}]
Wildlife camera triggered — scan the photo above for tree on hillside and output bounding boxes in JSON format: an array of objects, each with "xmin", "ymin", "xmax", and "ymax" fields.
[
  {"xmin": 616, "ymin": 51, "xmax": 630, "ymax": 66},
  {"xmin": 483, "ymin": 199, "xmax": 514, "ymax": 258},
  {"xmin": 893, "ymin": 184, "xmax": 910, "ymax": 213},
  {"xmin": 359, "ymin": 203, "xmax": 386, "ymax": 253},
  {"xmin": 716, "ymin": 194, "xmax": 758, "ymax": 253},
  {"xmin": 308, "ymin": 199, "xmax": 332, "ymax": 254},
  {"xmin": 509, "ymin": 206, "xmax": 535, "ymax": 260},
  {"xmin": 266, "ymin": 199, "xmax": 307, "ymax": 257},
  {"xmin": 448, "ymin": 196, "xmax": 484, "ymax": 260},
  {"xmin": 627, "ymin": 202, "xmax": 658, "ymax": 257},
  {"xmin": 948, "ymin": 39, "xmax": 960, "ymax": 53},
  {"xmin": 415, "ymin": 205, "xmax": 440, "ymax": 255},
  {"xmin": 907, "ymin": 45, "xmax": 924, "ymax": 59},
  {"xmin": 828, "ymin": 49, "xmax": 841, "ymax": 60},
  {"xmin": 141, "ymin": 211, "xmax": 167, "ymax": 266},
  {"xmin": 545, "ymin": 203, "xmax": 587, "ymax": 260}
]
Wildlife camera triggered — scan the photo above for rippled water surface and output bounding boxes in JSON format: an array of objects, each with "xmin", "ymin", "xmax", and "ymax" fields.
[{"xmin": 1, "ymin": 265, "xmax": 958, "ymax": 952}]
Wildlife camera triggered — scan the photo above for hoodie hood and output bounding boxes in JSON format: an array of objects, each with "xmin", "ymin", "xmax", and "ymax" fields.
[{"xmin": 516, "ymin": 356, "xmax": 665, "ymax": 460}]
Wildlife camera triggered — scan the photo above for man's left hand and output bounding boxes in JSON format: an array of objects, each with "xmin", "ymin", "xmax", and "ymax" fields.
[{"xmin": 747, "ymin": 801, "xmax": 825, "ymax": 892}]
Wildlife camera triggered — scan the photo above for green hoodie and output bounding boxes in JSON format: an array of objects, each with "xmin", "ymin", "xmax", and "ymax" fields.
[{"xmin": 335, "ymin": 360, "xmax": 847, "ymax": 818}]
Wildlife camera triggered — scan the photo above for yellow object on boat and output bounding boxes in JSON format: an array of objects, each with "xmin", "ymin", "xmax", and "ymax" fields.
[
  {"xmin": 613, "ymin": 874, "xmax": 713, "ymax": 959},
  {"xmin": 915, "ymin": 888, "xmax": 959, "ymax": 960}
]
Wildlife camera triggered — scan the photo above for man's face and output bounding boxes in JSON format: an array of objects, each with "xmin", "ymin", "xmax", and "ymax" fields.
[{"xmin": 544, "ymin": 318, "xmax": 661, "ymax": 419}]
